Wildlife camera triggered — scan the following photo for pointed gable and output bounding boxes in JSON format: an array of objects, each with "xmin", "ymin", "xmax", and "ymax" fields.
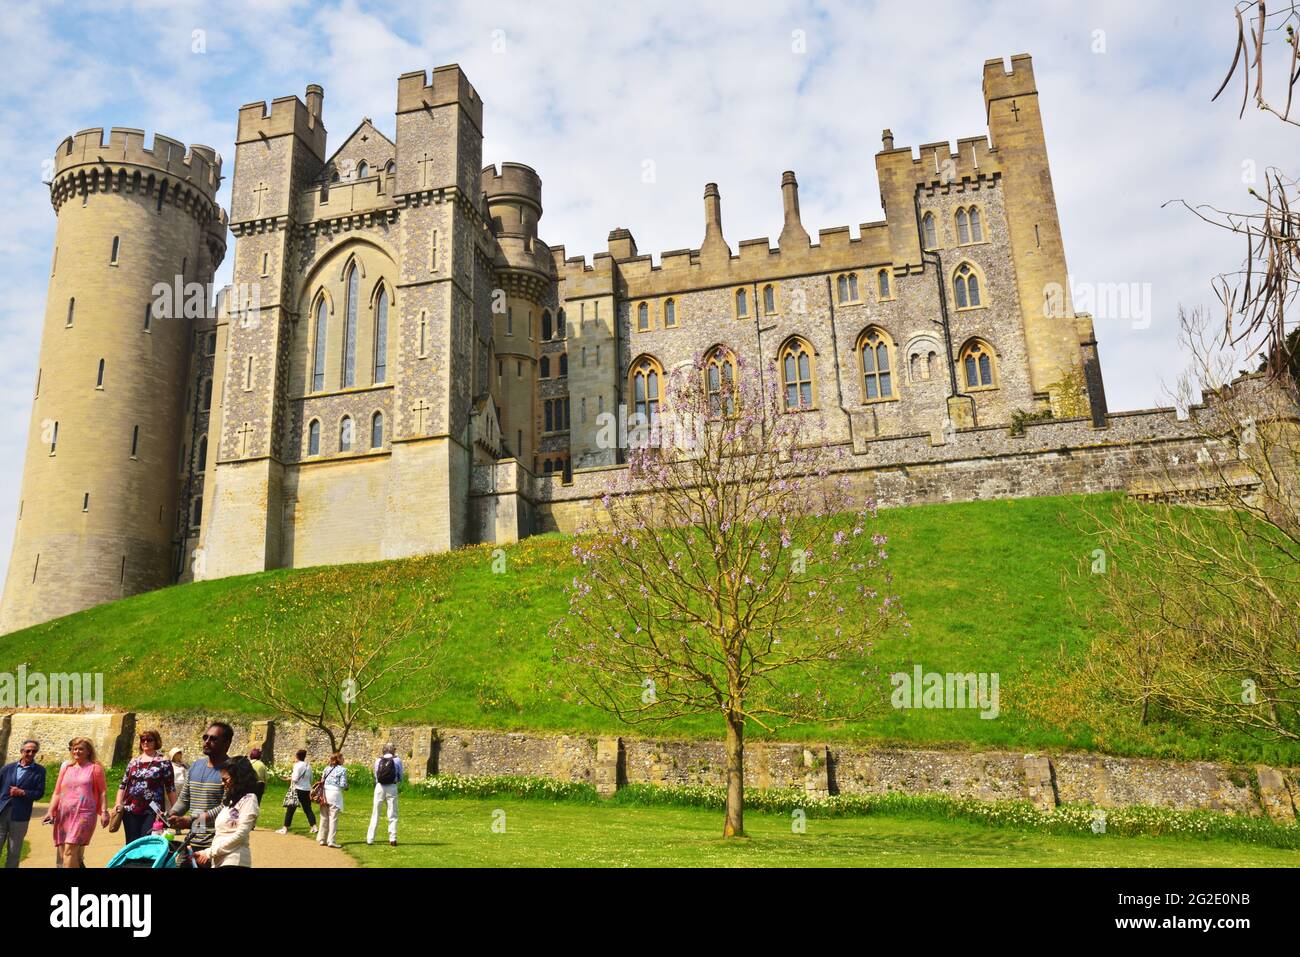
[{"xmin": 323, "ymin": 118, "xmax": 395, "ymax": 183}]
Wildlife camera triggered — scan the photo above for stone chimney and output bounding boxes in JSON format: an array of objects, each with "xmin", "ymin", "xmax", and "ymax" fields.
[
  {"xmin": 305, "ymin": 84, "xmax": 324, "ymax": 123},
  {"xmin": 778, "ymin": 170, "xmax": 810, "ymax": 250},
  {"xmin": 881, "ymin": 128, "xmax": 895, "ymax": 150},
  {"xmin": 701, "ymin": 183, "xmax": 729, "ymax": 258}
]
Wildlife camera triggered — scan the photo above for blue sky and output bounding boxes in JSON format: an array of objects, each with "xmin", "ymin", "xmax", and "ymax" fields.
[{"xmin": 0, "ymin": 0, "xmax": 1289, "ymax": 587}]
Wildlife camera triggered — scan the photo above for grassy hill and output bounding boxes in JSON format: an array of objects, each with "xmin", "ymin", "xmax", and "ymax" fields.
[{"xmin": 4, "ymin": 493, "xmax": 1295, "ymax": 765}]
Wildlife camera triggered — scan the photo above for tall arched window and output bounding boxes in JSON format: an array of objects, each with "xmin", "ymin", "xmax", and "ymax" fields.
[
  {"xmin": 836, "ymin": 273, "xmax": 859, "ymax": 303},
  {"xmin": 763, "ymin": 284, "xmax": 776, "ymax": 315},
  {"xmin": 540, "ymin": 356, "xmax": 550, "ymax": 378},
  {"xmin": 961, "ymin": 340, "xmax": 996, "ymax": 389},
  {"xmin": 734, "ymin": 288, "xmax": 748, "ymax": 319},
  {"xmin": 542, "ymin": 310, "xmax": 553, "ymax": 340},
  {"xmin": 858, "ymin": 327, "xmax": 894, "ymax": 400},
  {"xmin": 312, "ymin": 296, "xmax": 328, "ymax": 391},
  {"xmin": 342, "ymin": 265, "xmax": 358, "ymax": 387},
  {"xmin": 637, "ymin": 302, "xmax": 649, "ymax": 332},
  {"xmin": 191, "ymin": 496, "xmax": 203, "ymax": 528},
  {"xmin": 953, "ymin": 262, "xmax": 982, "ymax": 309},
  {"xmin": 969, "ymin": 206, "xmax": 983, "ymax": 242},
  {"xmin": 922, "ymin": 212, "xmax": 938, "ymax": 250},
  {"xmin": 371, "ymin": 411, "xmax": 384, "ymax": 448},
  {"xmin": 780, "ymin": 338, "xmax": 815, "ymax": 410},
  {"xmin": 373, "ymin": 286, "xmax": 388, "ymax": 383},
  {"xmin": 559, "ymin": 353, "xmax": 568, "ymax": 376},
  {"xmin": 704, "ymin": 346, "xmax": 736, "ymax": 416},
  {"xmin": 356, "ymin": 161, "xmax": 369, "ymax": 178},
  {"xmin": 956, "ymin": 208, "xmax": 970, "ymax": 245},
  {"xmin": 629, "ymin": 355, "xmax": 662, "ymax": 425},
  {"xmin": 339, "ymin": 415, "xmax": 353, "ymax": 452},
  {"xmin": 663, "ymin": 298, "xmax": 677, "ymax": 328},
  {"xmin": 877, "ymin": 269, "xmax": 891, "ymax": 299},
  {"xmin": 308, "ymin": 419, "xmax": 321, "ymax": 456},
  {"xmin": 556, "ymin": 309, "xmax": 566, "ymax": 337}
]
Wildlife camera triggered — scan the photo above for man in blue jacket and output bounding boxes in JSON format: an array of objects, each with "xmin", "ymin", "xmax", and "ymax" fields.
[{"xmin": 0, "ymin": 740, "xmax": 47, "ymax": 868}]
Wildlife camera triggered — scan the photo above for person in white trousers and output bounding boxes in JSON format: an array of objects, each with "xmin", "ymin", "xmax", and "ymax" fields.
[
  {"xmin": 367, "ymin": 743, "xmax": 403, "ymax": 846},
  {"xmin": 317, "ymin": 752, "xmax": 347, "ymax": 849}
]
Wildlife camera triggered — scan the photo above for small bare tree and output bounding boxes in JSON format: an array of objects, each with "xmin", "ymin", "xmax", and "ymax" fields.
[
  {"xmin": 199, "ymin": 567, "xmax": 445, "ymax": 754},
  {"xmin": 1170, "ymin": 1, "xmax": 1300, "ymax": 379},
  {"xmin": 1077, "ymin": 309, "xmax": 1300, "ymax": 741},
  {"xmin": 552, "ymin": 352, "xmax": 903, "ymax": 837}
]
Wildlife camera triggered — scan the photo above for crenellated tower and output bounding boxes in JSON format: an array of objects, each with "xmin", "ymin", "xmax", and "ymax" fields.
[{"xmin": 0, "ymin": 128, "xmax": 226, "ymax": 632}]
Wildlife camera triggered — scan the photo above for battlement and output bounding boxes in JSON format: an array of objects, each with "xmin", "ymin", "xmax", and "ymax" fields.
[
  {"xmin": 982, "ymin": 53, "xmax": 1036, "ymax": 107},
  {"xmin": 54, "ymin": 127, "xmax": 223, "ymax": 199},
  {"xmin": 481, "ymin": 163, "xmax": 542, "ymax": 207},
  {"xmin": 236, "ymin": 90, "xmax": 327, "ymax": 159},
  {"xmin": 397, "ymin": 65, "xmax": 483, "ymax": 132},
  {"xmin": 875, "ymin": 133, "xmax": 999, "ymax": 190}
]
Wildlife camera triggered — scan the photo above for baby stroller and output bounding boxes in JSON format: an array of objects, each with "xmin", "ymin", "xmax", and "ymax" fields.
[{"xmin": 105, "ymin": 801, "xmax": 199, "ymax": 869}]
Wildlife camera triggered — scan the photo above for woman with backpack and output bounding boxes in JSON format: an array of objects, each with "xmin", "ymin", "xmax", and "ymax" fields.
[
  {"xmin": 315, "ymin": 752, "xmax": 347, "ymax": 849},
  {"xmin": 367, "ymin": 743, "xmax": 404, "ymax": 847}
]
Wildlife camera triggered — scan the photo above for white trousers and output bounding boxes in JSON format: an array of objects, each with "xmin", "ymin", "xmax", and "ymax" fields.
[
  {"xmin": 317, "ymin": 803, "xmax": 341, "ymax": 846},
  {"xmin": 367, "ymin": 782, "xmax": 399, "ymax": 843}
]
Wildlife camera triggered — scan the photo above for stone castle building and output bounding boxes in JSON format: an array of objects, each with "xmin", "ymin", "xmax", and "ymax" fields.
[{"xmin": 2, "ymin": 53, "xmax": 1118, "ymax": 633}]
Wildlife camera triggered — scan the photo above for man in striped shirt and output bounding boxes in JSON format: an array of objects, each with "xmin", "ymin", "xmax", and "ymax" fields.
[{"xmin": 167, "ymin": 722, "xmax": 232, "ymax": 862}]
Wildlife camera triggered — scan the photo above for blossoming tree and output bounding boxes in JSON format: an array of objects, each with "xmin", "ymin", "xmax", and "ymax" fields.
[{"xmin": 553, "ymin": 352, "xmax": 904, "ymax": 837}]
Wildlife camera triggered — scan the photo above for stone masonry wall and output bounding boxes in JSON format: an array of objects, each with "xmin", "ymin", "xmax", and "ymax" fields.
[{"xmin": 4, "ymin": 712, "xmax": 1295, "ymax": 822}]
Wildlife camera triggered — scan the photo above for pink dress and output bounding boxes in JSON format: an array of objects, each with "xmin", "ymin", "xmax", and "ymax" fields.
[{"xmin": 52, "ymin": 762, "xmax": 105, "ymax": 846}]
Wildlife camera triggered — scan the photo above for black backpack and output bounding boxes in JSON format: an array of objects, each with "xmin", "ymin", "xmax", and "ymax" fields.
[{"xmin": 376, "ymin": 756, "xmax": 397, "ymax": 785}]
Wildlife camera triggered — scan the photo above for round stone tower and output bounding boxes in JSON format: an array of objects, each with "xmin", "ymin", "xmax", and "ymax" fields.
[
  {"xmin": 482, "ymin": 163, "xmax": 555, "ymax": 468},
  {"xmin": 0, "ymin": 128, "xmax": 227, "ymax": 633}
]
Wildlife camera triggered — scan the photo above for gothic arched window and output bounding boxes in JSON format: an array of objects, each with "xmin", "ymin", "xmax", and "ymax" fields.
[
  {"xmin": 559, "ymin": 353, "xmax": 568, "ymax": 376},
  {"xmin": 877, "ymin": 269, "xmax": 891, "ymax": 300},
  {"xmin": 342, "ymin": 265, "xmax": 358, "ymax": 387},
  {"xmin": 858, "ymin": 327, "xmax": 894, "ymax": 401},
  {"xmin": 556, "ymin": 308, "xmax": 566, "ymax": 337},
  {"xmin": 312, "ymin": 296, "xmax": 328, "ymax": 392},
  {"xmin": 308, "ymin": 419, "xmax": 321, "ymax": 456},
  {"xmin": 734, "ymin": 288, "xmax": 748, "ymax": 319},
  {"xmin": 953, "ymin": 262, "xmax": 982, "ymax": 309},
  {"xmin": 961, "ymin": 339, "xmax": 996, "ymax": 389},
  {"xmin": 540, "ymin": 356, "xmax": 550, "ymax": 378},
  {"xmin": 780, "ymin": 338, "xmax": 815, "ymax": 410},
  {"xmin": 542, "ymin": 310, "xmax": 553, "ymax": 341},
  {"xmin": 373, "ymin": 286, "xmax": 388, "ymax": 384},
  {"xmin": 371, "ymin": 411, "xmax": 384, "ymax": 448},
  {"xmin": 704, "ymin": 346, "xmax": 736, "ymax": 417},
  {"xmin": 664, "ymin": 298, "xmax": 677, "ymax": 328},
  {"xmin": 629, "ymin": 355, "xmax": 662, "ymax": 425},
  {"xmin": 637, "ymin": 302, "xmax": 650, "ymax": 332},
  {"xmin": 340, "ymin": 415, "xmax": 353, "ymax": 452},
  {"xmin": 922, "ymin": 212, "xmax": 938, "ymax": 250}
]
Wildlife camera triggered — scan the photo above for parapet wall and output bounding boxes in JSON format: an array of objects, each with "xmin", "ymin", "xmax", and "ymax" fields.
[{"xmin": 54, "ymin": 127, "xmax": 222, "ymax": 201}]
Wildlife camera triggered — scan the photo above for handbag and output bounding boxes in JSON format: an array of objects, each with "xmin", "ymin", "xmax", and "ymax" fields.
[
  {"xmin": 107, "ymin": 807, "xmax": 124, "ymax": 833},
  {"xmin": 282, "ymin": 787, "xmax": 299, "ymax": 809}
]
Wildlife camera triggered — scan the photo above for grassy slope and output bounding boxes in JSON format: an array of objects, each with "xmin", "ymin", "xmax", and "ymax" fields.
[{"xmin": 3, "ymin": 493, "xmax": 1295, "ymax": 764}]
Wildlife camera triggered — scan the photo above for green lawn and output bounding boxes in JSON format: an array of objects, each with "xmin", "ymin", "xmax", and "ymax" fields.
[
  {"xmin": 260, "ymin": 784, "xmax": 1300, "ymax": 868},
  {"xmin": 2, "ymin": 493, "xmax": 1295, "ymax": 764}
]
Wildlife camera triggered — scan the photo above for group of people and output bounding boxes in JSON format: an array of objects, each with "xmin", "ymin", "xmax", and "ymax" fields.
[{"xmin": 0, "ymin": 722, "xmax": 405, "ymax": 868}]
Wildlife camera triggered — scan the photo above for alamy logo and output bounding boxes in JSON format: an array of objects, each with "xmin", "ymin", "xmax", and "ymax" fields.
[
  {"xmin": 890, "ymin": 664, "xmax": 1000, "ymax": 719},
  {"xmin": 0, "ymin": 666, "xmax": 103, "ymax": 710},
  {"xmin": 49, "ymin": 888, "xmax": 151, "ymax": 937}
]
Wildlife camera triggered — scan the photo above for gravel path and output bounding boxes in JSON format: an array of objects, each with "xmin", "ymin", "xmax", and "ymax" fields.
[{"xmin": 25, "ymin": 802, "xmax": 357, "ymax": 868}]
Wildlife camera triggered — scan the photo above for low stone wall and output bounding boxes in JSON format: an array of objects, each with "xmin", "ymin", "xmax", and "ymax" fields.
[{"xmin": 5, "ymin": 711, "xmax": 1296, "ymax": 822}]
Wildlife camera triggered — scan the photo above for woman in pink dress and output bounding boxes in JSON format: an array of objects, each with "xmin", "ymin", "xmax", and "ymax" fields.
[{"xmin": 42, "ymin": 737, "xmax": 107, "ymax": 868}]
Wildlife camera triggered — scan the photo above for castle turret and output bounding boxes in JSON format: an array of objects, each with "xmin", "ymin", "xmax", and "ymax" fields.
[{"xmin": 0, "ymin": 128, "xmax": 227, "ymax": 633}]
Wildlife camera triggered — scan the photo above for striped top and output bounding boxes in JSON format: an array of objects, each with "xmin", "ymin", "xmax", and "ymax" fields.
[{"xmin": 172, "ymin": 758, "xmax": 226, "ymax": 848}]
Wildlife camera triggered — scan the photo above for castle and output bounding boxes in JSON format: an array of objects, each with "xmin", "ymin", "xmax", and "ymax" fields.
[{"xmin": 0, "ymin": 54, "xmax": 1120, "ymax": 633}]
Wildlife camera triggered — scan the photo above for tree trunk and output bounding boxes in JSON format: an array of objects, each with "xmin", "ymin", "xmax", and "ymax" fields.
[{"xmin": 723, "ymin": 711, "xmax": 745, "ymax": 838}]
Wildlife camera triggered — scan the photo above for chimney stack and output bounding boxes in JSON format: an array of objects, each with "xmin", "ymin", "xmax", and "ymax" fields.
[
  {"xmin": 881, "ymin": 128, "xmax": 895, "ymax": 150},
  {"xmin": 701, "ymin": 182, "xmax": 729, "ymax": 258},
  {"xmin": 305, "ymin": 84, "xmax": 324, "ymax": 123},
  {"xmin": 778, "ymin": 170, "xmax": 810, "ymax": 250}
]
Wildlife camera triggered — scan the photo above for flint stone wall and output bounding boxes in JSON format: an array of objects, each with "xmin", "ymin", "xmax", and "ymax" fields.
[{"xmin": 4, "ymin": 712, "xmax": 1295, "ymax": 821}]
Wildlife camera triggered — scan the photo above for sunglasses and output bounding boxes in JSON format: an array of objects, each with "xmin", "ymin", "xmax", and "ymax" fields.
[
  {"xmin": 201, "ymin": 733, "xmax": 225, "ymax": 741},
  {"xmin": 20, "ymin": 749, "xmax": 37, "ymax": 754}
]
